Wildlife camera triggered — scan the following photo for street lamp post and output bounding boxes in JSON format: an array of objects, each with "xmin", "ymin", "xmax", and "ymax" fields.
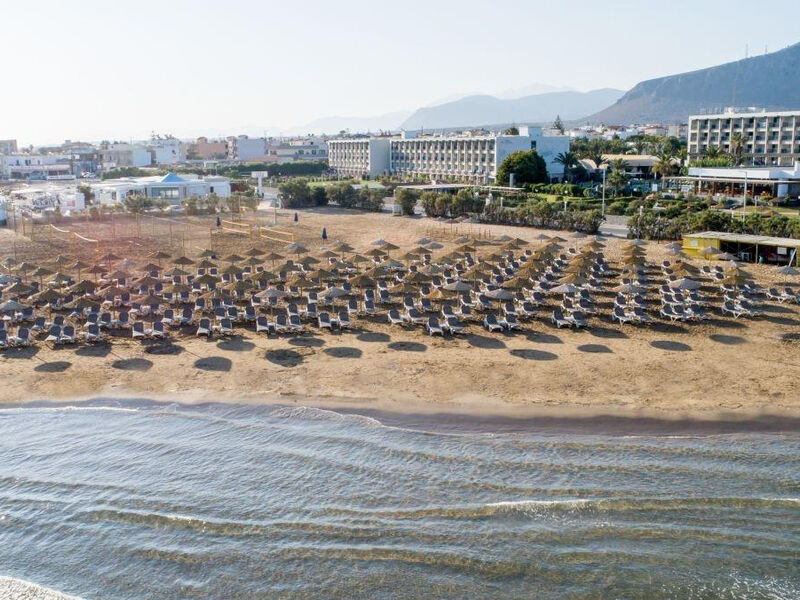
[{"xmin": 601, "ymin": 167, "xmax": 607, "ymax": 216}]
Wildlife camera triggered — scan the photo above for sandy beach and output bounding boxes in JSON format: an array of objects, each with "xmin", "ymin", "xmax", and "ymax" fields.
[{"xmin": 2, "ymin": 207, "xmax": 799, "ymax": 420}]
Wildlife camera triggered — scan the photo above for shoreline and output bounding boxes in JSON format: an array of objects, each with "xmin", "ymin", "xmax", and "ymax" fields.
[{"xmin": 8, "ymin": 390, "xmax": 800, "ymax": 435}]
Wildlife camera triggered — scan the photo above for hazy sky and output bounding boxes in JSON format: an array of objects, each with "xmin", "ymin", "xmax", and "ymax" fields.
[{"xmin": 3, "ymin": 0, "xmax": 799, "ymax": 145}]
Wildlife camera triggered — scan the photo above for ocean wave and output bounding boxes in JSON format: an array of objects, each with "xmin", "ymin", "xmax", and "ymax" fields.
[
  {"xmin": 0, "ymin": 405, "xmax": 139, "ymax": 414},
  {"xmin": 0, "ymin": 576, "xmax": 82, "ymax": 600},
  {"xmin": 268, "ymin": 405, "xmax": 384, "ymax": 429},
  {"xmin": 320, "ymin": 496, "xmax": 800, "ymax": 521}
]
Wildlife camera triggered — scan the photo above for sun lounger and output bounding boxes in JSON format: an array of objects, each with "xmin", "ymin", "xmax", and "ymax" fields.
[
  {"xmin": 132, "ymin": 321, "xmax": 149, "ymax": 339},
  {"xmin": 31, "ymin": 316, "xmax": 45, "ymax": 333},
  {"xmin": 305, "ymin": 303, "xmax": 318, "ymax": 321},
  {"xmin": 456, "ymin": 304, "xmax": 473, "ymax": 320},
  {"xmin": 444, "ymin": 316, "xmax": 465, "ymax": 335},
  {"xmin": 503, "ymin": 301, "xmax": 518, "ymax": 317},
  {"xmin": 659, "ymin": 305, "xmax": 679, "ymax": 322},
  {"xmin": 518, "ymin": 302, "xmax": 536, "ymax": 319},
  {"xmin": 551, "ymin": 308, "xmax": 574, "ymax": 329},
  {"xmin": 196, "ymin": 318, "xmax": 212, "ymax": 337},
  {"xmin": 161, "ymin": 309, "xmax": 175, "ymax": 326},
  {"xmin": 721, "ymin": 301, "xmax": 747, "ymax": 319},
  {"xmin": 483, "ymin": 313, "xmax": 504, "ymax": 332},
  {"xmin": 571, "ymin": 311, "xmax": 588, "ymax": 328},
  {"xmin": 218, "ymin": 318, "xmax": 234, "ymax": 336},
  {"xmin": 0, "ymin": 330, "xmax": 7, "ymax": 350},
  {"xmin": 632, "ymin": 307, "xmax": 653, "ymax": 324},
  {"xmin": 419, "ymin": 298, "xmax": 435, "ymax": 312},
  {"xmin": 256, "ymin": 316, "xmax": 272, "ymax": 334},
  {"xmin": 45, "ymin": 325, "xmax": 62, "ymax": 345},
  {"xmin": 405, "ymin": 308, "xmax": 426, "ymax": 326},
  {"xmin": 388, "ymin": 309, "xmax": 406, "ymax": 326},
  {"xmin": 338, "ymin": 311, "xmax": 352, "ymax": 329},
  {"xmin": 83, "ymin": 323, "xmax": 103, "ymax": 343},
  {"xmin": 426, "ymin": 316, "xmax": 444, "ymax": 336},
  {"xmin": 767, "ymin": 288, "xmax": 786, "ymax": 302},
  {"xmin": 503, "ymin": 314, "xmax": 521, "ymax": 331},
  {"xmin": 151, "ymin": 321, "xmax": 167, "ymax": 339},
  {"xmin": 61, "ymin": 325, "xmax": 76, "ymax": 344},
  {"xmin": 288, "ymin": 314, "xmax": 304, "ymax": 332},
  {"xmin": 364, "ymin": 299, "xmax": 377, "ymax": 314},
  {"xmin": 10, "ymin": 327, "xmax": 32, "ymax": 347},
  {"xmin": 612, "ymin": 306, "xmax": 633, "ymax": 325},
  {"xmin": 317, "ymin": 312, "xmax": 333, "ymax": 330}
]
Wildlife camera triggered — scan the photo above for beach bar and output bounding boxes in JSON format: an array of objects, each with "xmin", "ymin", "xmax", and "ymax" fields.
[{"xmin": 683, "ymin": 231, "xmax": 800, "ymax": 265}]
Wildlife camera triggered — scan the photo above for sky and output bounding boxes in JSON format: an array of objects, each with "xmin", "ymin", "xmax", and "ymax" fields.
[{"xmin": 3, "ymin": 0, "xmax": 800, "ymax": 145}]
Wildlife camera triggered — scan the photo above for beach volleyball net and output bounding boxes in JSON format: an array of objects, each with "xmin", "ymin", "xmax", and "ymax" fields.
[
  {"xmin": 219, "ymin": 220, "xmax": 253, "ymax": 237},
  {"xmin": 48, "ymin": 224, "xmax": 99, "ymax": 251},
  {"xmin": 258, "ymin": 227, "xmax": 295, "ymax": 244}
]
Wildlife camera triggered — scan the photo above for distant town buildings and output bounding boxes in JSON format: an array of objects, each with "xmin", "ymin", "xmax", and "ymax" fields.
[
  {"xmin": 327, "ymin": 127, "xmax": 570, "ymax": 183},
  {"xmin": 0, "ymin": 140, "xmax": 18, "ymax": 155},
  {"xmin": 688, "ymin": 109, "xmax": 800, "ymax": 166},
  {"xmin": 226, "ymin": 135, "xmax": 328, "ymax": 163}
]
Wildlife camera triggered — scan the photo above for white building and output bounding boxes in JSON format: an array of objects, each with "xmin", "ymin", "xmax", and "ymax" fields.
[
  {"xmin": 326, "ymin": 138, "xmax": 391, "ymax": 178},
  {"xmin": 148, "ymin": 136, "xmax": 184, "ymax": 165},
  {"xmin": 1, "ymin": 154, "xmax": 74, "ymax": 180},
  {"xmin": 685, "ymin": 162, "xmax": 800, "ymax": 199},
  {"xmin": 91, "ymin": 172, "xmax": 231, "ymax": 206},
  {"xmin": 100, "ymin": 143, "xmax": 152, "ymax": 168},
  {"xmin": 265, "ymin": 137, "xmax": 328, "ymax": 163},
  {"xmin": 227, "ymin": 136, "xmax": 267, "ymax": 161},
  {"xmin": 327, "ymin": 127, "xmax": 569, "ymax": 183},
  {"xmin": 8, "ymin": 184, "xmax": 86, "ymax": 214},
  {"xmin": 688, "ymin": 109, "xmax": 800, "ymax": 166}
]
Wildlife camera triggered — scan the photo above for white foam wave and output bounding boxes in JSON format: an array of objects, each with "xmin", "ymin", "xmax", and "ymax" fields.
[
  {"xmin": 268, "ymin": 406, "xmax": 384, "ymax": 429},
  {"xmin": 0, "ymin": 406, "xmax": 138, "ymax": 414},
  {"xmin": 0, "ymin": 576, "xmax": 83, "ymax": 600},
  {"xmin": 486, "ymin": 499, "xmax": 592, "ymax": 509}
]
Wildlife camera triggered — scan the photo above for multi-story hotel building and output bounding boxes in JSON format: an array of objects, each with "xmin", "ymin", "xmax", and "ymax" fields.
[
  {"xmin": 327, "ymin": 127, "xmax": 568, "ymax": 183},
  {"xmin": 688, "ymin": 110, "xmax": 800, "ymax": 166},
  {"xmin": 326, "ymin": 137, "xmax": 391, "ymax": 178}
]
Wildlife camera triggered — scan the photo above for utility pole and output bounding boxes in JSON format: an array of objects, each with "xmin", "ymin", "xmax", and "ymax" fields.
[
  {"xmin": 601, "ymin": 167, "xmax": 607, "ymax": 216},
  {"xmin": 743, "ymin": 172, "xmax": 748, "ymax": 220}
]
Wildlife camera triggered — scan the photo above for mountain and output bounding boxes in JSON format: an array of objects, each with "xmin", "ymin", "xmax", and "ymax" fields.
[
  {"xmin": 584, "ymin": 42, "xmax": 800, "ymax": 124},
  {"xmin": 400, "ymin": 89, "xmax": 624, "ymax": 131},
  {"xmin": 494, "ymin": 82, "xmax": 574, "ymax": 100},
  {"xmin": 285, "ymin": 111, "xmax": 412, "ymax": 136}
]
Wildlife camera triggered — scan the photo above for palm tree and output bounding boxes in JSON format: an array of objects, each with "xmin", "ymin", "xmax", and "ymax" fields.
[
  {"xmin": 586, "ymin": 150, "xmax": 605, "ymax": 171},
  {"xmin": 554, "ymin": 151, "xmax": 579, "ymax": 182},
  {"xmin": 607, "ymin": 158, "xmax": 629, "ymax": 197},
  {"xmin": 652, "ymin": 149, "xmax": 676, "ymax": 191},
  {"xmin": 705, "ymin": 145, "xmax": 722, "ymax": 159},
  {"xmin": 729, "ymin": 133, "xmax": 745, "ymax": 166}
]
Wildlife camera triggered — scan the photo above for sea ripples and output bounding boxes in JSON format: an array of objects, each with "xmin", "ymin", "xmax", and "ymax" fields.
[{"xmin": 0, "ymin": 399, "xmax": 798, "ymax": 599}]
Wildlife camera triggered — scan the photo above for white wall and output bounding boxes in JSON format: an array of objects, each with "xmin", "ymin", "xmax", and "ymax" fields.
[{"xmin": 368, "ymin": 138, "xmax": 391, "ymax": 177}]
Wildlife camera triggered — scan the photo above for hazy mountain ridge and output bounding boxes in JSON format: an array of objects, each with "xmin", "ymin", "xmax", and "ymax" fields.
[
  {"xmin": 584, "ymin": 42, "xmax": 800, "ymax": 124},
  {"xmin": 400, "ymin": 89, "xmax": 624, "ymax": 130}
]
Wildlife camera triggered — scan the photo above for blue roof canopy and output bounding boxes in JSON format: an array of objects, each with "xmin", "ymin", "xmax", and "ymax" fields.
[{"xmin": 160, "ymin": 172, "xmax": 186, "ymax": 183}]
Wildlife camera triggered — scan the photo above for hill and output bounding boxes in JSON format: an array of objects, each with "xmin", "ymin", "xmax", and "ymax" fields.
[
  {"xmin": 400, "ymin": 89, "xmax": 624, "ymax": 131},
  {"xmin": 584, "ymin": 42, "xmax": 800, "ymax": 124}
]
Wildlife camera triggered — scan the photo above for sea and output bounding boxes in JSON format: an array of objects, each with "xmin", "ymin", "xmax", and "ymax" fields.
[{"xmin": 0, "ymin": 399, "xmax": 798, "ymax": 599}]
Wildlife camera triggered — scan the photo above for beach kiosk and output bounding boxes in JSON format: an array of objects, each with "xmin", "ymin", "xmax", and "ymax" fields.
[{"xmin": 683, "ymin": 231, "xmax": 800, "ymax": 265}]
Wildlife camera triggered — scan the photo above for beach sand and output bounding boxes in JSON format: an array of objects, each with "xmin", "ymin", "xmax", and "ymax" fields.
[{"xmin": 2, "ymin": 206, "xmax": 799, "ymax": 419}]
